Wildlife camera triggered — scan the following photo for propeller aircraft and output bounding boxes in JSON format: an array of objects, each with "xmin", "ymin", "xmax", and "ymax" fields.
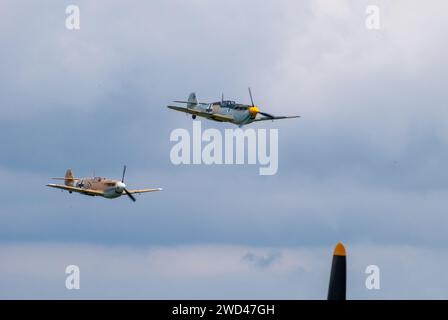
[
  {"xmin": 46, "ymin": 166, "xmax": 162, "ymax": 202},
  {"xmin": 168, "ymin": 88, "xmax": 300, "ymax": 127}
]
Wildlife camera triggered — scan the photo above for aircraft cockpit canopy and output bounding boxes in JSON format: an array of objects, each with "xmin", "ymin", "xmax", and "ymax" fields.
[{"xmin": 221, "ymin": 100, "xmax": 236, "ymax": 108}]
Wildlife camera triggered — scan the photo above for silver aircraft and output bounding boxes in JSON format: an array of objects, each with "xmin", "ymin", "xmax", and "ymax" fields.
[{"xmin": 168, "ymin": 88, "xmax": 299, "ymax": 127}]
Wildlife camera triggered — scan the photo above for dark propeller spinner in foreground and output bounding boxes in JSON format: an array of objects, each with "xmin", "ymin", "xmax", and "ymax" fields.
[{"xmin": 327, "ymin": 242, "xmax": 347, "ymax": 300}]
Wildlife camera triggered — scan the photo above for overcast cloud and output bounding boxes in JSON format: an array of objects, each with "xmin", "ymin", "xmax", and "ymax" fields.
[{"xmin": 1, "ymin": 0, "xmax": 448, "ymax": 299}]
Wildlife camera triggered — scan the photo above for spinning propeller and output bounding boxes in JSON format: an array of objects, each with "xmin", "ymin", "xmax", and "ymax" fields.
[
  {"xmin": 120, "ymin": 165, "xmax": 136, "ymax": 202},
  {"xmin": 247, "ymin": 87, "xmax": 275, "ymax": 119}
]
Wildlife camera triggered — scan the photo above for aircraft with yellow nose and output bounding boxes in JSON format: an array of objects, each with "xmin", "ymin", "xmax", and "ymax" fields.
[
  {"xmin": 168, "ymin": 88, "xmax": 300, "ymax": 127},
  {"xmin": 47, "ymin": 166, "xmax": 162, "ymax": 202}
]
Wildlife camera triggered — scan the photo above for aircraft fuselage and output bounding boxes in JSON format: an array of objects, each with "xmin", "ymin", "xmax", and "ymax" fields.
[
  {"xmin": 75, "ymin": 177, "xmax": 126, "ymax": 199},
  {"xmin": 197, "ymin": 100, "xmax": 257, "ymax": 125}
]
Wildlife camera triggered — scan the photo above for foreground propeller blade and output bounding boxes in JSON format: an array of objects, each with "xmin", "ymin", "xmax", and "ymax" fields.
[
  {"xmin": 259, "ymin": 111, "xmax": 275, "ymax": 119},
  {"xmin": 248, "ymin": 87, "xmax": 255, "ymax": 106},
  {"xmin": 124, "ymin": 188, "xmax": 136, "ymax": 202},
  {"xmin": 327, "ymin": 242, "xmax": 346, "ymax": 300},
  {"xmin": 122, "ymin": 165, "xmax": 127, "ymax": 183}
]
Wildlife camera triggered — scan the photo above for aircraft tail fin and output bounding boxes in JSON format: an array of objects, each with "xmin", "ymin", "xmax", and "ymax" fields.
[
  {"xmin": 173, "ymin": 93, "xmax": 209, "ymax": 107},
  {"xmin": 187, "ymin": 92, "xmax": 198, "ymax": 108},
  {"xmin": 65, "ymin": 169, "xmax": 75, "ymax": 186},
  {"xmin": 52, "ymin": 169, "xmax": 78, "ymax": 186}
]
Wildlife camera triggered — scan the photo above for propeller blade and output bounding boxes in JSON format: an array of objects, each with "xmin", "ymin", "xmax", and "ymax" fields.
[
  {"xmin": 327, "ymin": 242, "xmax": 346, "ymax": 300},
  {"xmin": 259, "ymin": 111, "xmax": 275, "ymax": 119},
  {"xmin": 124, "ymin": 188, "xmax": 136, "ymax": 202},
  {"xmin": 248, "ymin": 87, "xmax": 255, "ymax": 106},
  {"xmin": 122, "ymin": 165, "xmax": 127, "ymax": 183}
]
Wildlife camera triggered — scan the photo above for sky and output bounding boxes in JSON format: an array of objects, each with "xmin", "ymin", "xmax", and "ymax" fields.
[{"xmin": 1, "ymin": 0, "xmax": 448, "ymax": 299}]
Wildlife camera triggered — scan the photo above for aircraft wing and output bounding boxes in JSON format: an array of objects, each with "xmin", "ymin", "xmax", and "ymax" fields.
[
  {"xmin": 167, "ymin": 106, "xmax": 234, "ymax": 123},
  {"xmin": 46, "ymin": 184, "xmax": 104, "ymax": 196},
  {"xmin": 254, "ymin": 115, "xmax": 300, "ymax": 122},
  {"xmin": 125, "ymin": 188, "xmax": 163, "ymax": 194},
  {"xmin": 208, "ymin": 113, "xmax": 234, "ymax": 122}
]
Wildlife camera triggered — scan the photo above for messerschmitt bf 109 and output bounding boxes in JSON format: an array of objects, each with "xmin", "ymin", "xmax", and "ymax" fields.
[
  {"xmin": 168, "ymin": 88, "xmax": 300, "ymax": 127},
  {"xmin": 46, "ymin": 166, "xmax": 162, "ymax": 202}
]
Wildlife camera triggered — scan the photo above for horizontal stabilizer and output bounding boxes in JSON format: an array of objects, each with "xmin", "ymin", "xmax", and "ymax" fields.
[{"xmin": 173, "ymin": 101, "xmax": 209, "ymax": 105}]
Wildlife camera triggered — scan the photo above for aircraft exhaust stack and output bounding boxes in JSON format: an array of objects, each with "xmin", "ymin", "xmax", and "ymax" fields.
[{"xmin": 327, "ymin": 242, "xmax": 347, "ymax": 300}]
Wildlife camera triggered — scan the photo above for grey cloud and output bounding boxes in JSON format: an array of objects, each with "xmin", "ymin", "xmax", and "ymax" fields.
[
  {"xmin": 0, "ymin": 243, "xmax": 447, "ymax": 299},
  {"xmin": 1, "ymin": 0, "xmax": 448, "ymax": 298},
  {"xmin": 242, "ymin": 251, "xmax": 282, "ymax": 269}
]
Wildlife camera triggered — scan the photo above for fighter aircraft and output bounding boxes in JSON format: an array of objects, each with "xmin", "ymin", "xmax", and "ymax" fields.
[
  {"xmin": 168, "ymin": 88, "xmax": 300, "ymax": 127},
  {"xmin": 46, "ymin": 166, "xmax": 162, "ymax": 202}
]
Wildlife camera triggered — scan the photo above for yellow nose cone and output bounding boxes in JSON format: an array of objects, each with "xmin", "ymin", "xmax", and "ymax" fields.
[
  {"xmin": 249, "ymin": 106, "xmax": 259, "ymax": 117},
  {"xmin": 333, "ymin": 242, "xmax": 346, "ymax": 257}
]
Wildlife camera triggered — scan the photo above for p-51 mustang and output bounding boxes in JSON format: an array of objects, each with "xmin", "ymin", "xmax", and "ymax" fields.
[
  {"xmin": 168, "ymin": 88, "xmax": 299, "ymax": 127},
  {"xmin": 46, "ymin": 166, "xmax": 162, "ymax": 202}
]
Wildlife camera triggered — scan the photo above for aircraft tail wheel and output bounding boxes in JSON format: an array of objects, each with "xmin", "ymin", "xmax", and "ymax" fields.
[{"xmin": 192, "ymin": 115, "xmax": 197, "ymax": 119}]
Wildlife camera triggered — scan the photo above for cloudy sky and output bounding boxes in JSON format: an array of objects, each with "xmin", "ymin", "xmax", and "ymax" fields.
[{"xmin": 1, "ymin": 0, "xmax": 448, "ymax": 299}]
